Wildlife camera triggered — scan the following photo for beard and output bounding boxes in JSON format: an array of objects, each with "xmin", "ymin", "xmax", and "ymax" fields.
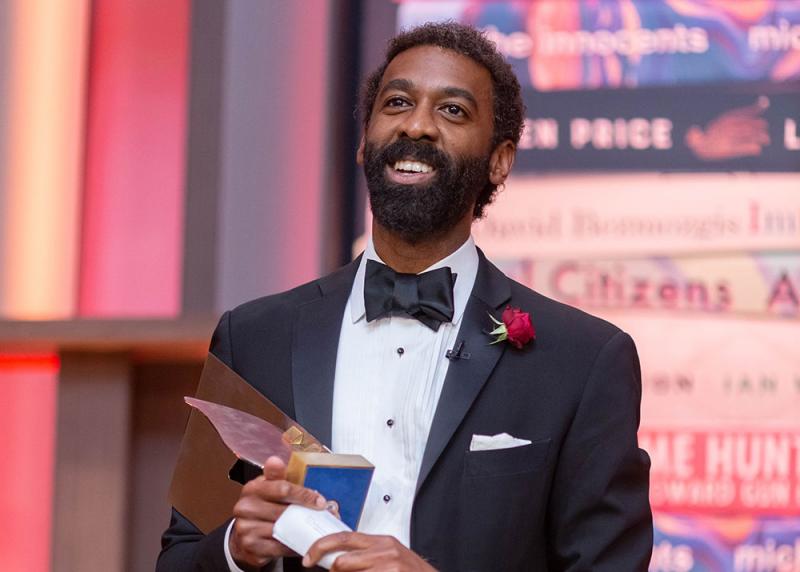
[{"xmin": 363, "ymin": 138, "xmax": 491, "ymax": 244}]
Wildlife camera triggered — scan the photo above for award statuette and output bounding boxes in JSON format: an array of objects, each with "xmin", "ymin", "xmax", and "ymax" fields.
[
  {"xmin": 184, "ymin": 396, "xmax": 373, "ymax": 531},
  {"xmin": 169, "ymin": 353, "xmax": 373, "ymax": 533}
]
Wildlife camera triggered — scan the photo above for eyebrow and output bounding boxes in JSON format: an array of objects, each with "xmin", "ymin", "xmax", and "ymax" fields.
[
  {"xmin": 441, "ymin": 86, "xmax": 478, "ymax": 109},
  {"xmin": 379, "ymin": 79, "xmax": 479, "ymax": 110},
  {"xmin": 379, "ymin": 78, "xmax": 414, "ymax": 96}
]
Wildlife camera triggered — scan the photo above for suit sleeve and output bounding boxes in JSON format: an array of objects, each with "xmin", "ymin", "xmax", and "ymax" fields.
[
  {"xmin": 156, "ymin": 312, "xmax": 276, "ymax": 572},
  {"xmin": 546, "ymin": 330, "xmax": 653, "ymax": 571}
]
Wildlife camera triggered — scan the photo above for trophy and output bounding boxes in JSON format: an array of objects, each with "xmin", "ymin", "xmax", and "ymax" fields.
[{"xmin": 169, "ymin": 354, "xmax": 373, "ymax": 535}]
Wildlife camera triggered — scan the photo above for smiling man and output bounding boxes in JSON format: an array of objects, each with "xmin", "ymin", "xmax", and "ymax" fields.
[{"xmin": 158, "ymin": 22, "xmax": 652, "ymax": 572}]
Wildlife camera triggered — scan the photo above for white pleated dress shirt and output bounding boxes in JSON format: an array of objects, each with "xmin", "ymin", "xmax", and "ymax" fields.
[
  {"xmin": 225, "ymin": 237, "xmax": 478, "ymax": 570},
  {"xmin": 332, "ymin": 236, "xmax": 478, "ymax": 546}
]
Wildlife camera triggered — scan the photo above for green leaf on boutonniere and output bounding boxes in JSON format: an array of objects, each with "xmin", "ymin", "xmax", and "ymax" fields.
[{"xmin": 487, "ymin": 312, "xmax": 508, "ymax": 344}]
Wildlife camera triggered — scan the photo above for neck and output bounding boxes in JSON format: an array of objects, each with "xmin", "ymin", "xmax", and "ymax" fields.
[{"xmin": 371, "ymin": 216, "xmax": 472, "ymax": 274}]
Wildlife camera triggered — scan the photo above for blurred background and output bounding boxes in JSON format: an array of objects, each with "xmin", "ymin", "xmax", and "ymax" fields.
[{"xmin": 0, "ymin": 1, "xmax": 798, "ymax": 571}]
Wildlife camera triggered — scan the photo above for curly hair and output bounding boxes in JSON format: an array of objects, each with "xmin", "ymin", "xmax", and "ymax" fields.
[{"xmin": 359, "ymin": 21, "xmax": 525, "ymax": 218}]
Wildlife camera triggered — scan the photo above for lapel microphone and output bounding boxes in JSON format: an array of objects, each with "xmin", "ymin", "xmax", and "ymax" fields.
[{"xmin": 446, "ymin": 340, "xmax": 471, "ymax": 361}]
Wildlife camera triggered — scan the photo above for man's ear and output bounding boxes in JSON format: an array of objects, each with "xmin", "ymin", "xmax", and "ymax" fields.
[
  {"xmin": 488, "ymin": 140, "xmax": 516, "ymax": 186},
  {"xmin": 356, "ymin": 134, "xmax": 366, "ymax": 165}
]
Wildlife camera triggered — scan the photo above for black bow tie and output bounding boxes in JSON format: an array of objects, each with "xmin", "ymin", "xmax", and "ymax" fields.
[{"xmin": 364, "ymin": 259, "xmax": 456, "ymax": 331}]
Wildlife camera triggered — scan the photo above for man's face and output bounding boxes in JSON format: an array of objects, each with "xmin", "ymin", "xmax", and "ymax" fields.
[{"xmin": 358, "ymin": 45, "xmax": 499, "ymax": 243}]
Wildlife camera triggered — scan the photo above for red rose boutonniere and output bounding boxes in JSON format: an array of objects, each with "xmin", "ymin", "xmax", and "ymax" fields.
[{"xmin": 488, "ymin": 306, "xmax": 535, "ymax": 349}]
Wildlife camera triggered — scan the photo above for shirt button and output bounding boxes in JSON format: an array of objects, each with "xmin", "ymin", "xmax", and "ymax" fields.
[
  {"xmin": 396, "ymin": 347, "xmax": 404, "ymax": 356},
  {"xmin": 386, "ymin": 418, "xmax": 394, "ymax": 427},
  {"xmin": 383, "ymin": 494, "xmax": 391, "ymax": 503}
]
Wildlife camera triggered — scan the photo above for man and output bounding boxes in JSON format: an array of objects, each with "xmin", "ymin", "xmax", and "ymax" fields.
[{"xmin": 158, "ymin": 22, "xmax": 652, "ymax": 572}]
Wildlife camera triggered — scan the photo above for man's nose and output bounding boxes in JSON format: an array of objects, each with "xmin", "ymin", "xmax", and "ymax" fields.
[{"xmin": 398, "ymin": 105, "xmax": 439, "ymax": 141}]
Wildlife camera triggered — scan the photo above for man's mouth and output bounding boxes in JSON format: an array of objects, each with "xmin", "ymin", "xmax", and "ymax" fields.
[
  {"xmin": 386, "ymin": 159, "xmax": 436, "ymax": 184},
  {"xmin": 392, "ymin": 160, "xmax": 433, "ymax": 174}
]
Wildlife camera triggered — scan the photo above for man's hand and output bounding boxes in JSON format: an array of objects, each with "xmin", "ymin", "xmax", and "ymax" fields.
[
  {"xmin": 229, "ymin": 456, "xmax": 327, "ymax": 569},
  {"xmin": 303, "ymin": 532, "xmax": 436, "ymax": 571}
]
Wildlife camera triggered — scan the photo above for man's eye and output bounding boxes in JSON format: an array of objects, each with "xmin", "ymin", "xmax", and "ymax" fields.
[
  {"xmin": 386, "ymin": 97, "xmax": 409, "ymax": 108},
  {"xmin": 442, "ymin": 104, "xmax": 465, "ymax": 117}
]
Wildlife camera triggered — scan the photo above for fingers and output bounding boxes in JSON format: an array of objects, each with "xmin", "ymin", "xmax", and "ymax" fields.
[
  {"xmin": 230, "ymin": 455, "xmax": 328, "ymax": 568},
  {"xmin": 231, "ymin": 520, "xmax": 295, "ymax": 563},
  {"xmin": 303, "ymin": 532, "xmax": 387, "ymax": 568},
  {"xmin": 302, "ymin": 533, "xmax": 434, "ymax": 571},
  {"xmin": 232, "ymin": 493, "xmax": 287, "ymax": 523},
  {"xmin": 241, "ymin": 475, "xmax": 327, "ymax": 509},
  {"xmin": 327, "ymin": 546, "xmax": 404, "ymax": 571},
  {"xmin": 258, "ymin": 456, "xmax": 327, "ymax": 508}
]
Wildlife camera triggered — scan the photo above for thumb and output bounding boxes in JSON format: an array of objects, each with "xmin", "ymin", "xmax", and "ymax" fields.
[{"xmin": 262, "ymin": 455, "xmax": 288, "ymax": 481}]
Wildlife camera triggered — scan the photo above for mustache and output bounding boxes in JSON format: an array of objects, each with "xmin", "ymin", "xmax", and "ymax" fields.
[{"xmin": 373, "ymin": 139, "xmax": 449, "ymax": 170}]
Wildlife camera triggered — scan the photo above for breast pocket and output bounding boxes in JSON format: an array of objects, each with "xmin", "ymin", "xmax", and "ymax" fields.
[
  {"xmin": 463, "ymin": 438, "xmax": 551, "ymax": 479},
  {"xmin": 459, "ymin": 438, "xmax": 553, "ymax": 570}
]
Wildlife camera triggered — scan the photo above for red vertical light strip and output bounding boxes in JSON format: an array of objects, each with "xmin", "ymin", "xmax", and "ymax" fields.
[
  {"xmin": 0, "ymin": 356, "xmax": 58, "ymax": 572},
  {"xmin": 78, "ymin": 0, "xmax": 189, "ymax": 317}
]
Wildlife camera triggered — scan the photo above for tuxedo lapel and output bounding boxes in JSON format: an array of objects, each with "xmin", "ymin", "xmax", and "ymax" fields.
[
  {"xmin": 416, "ymin": 251, "xmax": 511, "ymax": 493},
  {"xmin": 291, "ymin": 258, "xmax": 360, "ymax": 448}
]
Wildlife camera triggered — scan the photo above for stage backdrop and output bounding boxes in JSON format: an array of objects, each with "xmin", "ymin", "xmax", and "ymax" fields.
[{"xmin": 396, "ymin": 2, "xmax": 800, "ymax": 571}]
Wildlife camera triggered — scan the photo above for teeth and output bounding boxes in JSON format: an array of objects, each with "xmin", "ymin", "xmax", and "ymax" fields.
[{"xmin": 393, "ymin": 160, "xmax": 433, "ymax": 174}]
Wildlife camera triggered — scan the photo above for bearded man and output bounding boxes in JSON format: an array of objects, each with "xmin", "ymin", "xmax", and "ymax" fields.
[{"xmin": 158, "ymin": 22, "xmax": 652, "ymax": 572}]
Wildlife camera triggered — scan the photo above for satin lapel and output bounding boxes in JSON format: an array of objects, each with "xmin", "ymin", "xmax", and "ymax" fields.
[
  {"xmin": 291, "ymin": 258, "xmax": 360, "ymax": 448},
  {"xmin": 416, "ymin": 251, "xmax": 511, "ymax": 493}
]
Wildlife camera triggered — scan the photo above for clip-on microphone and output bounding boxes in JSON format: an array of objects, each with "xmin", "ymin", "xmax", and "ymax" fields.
[{"xmin": 446, "ymin": 339, "xmax": 471, "ymax": 361}]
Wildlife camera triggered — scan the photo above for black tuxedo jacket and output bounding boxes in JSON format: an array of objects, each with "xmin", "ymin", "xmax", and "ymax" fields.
[{"xmin": 158, "ymin": 251, "xmax": 652, "ymax": 571}]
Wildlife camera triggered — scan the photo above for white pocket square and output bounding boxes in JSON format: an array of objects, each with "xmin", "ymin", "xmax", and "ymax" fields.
[{"xmin": 469, "ymin": 432, "xmax": 532, "ymax": 452}]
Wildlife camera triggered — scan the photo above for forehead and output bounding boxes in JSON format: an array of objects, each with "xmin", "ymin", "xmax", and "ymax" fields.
[{"xmin": 379, "ymin": 45, "xmax": 494, "ymax": 105}]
